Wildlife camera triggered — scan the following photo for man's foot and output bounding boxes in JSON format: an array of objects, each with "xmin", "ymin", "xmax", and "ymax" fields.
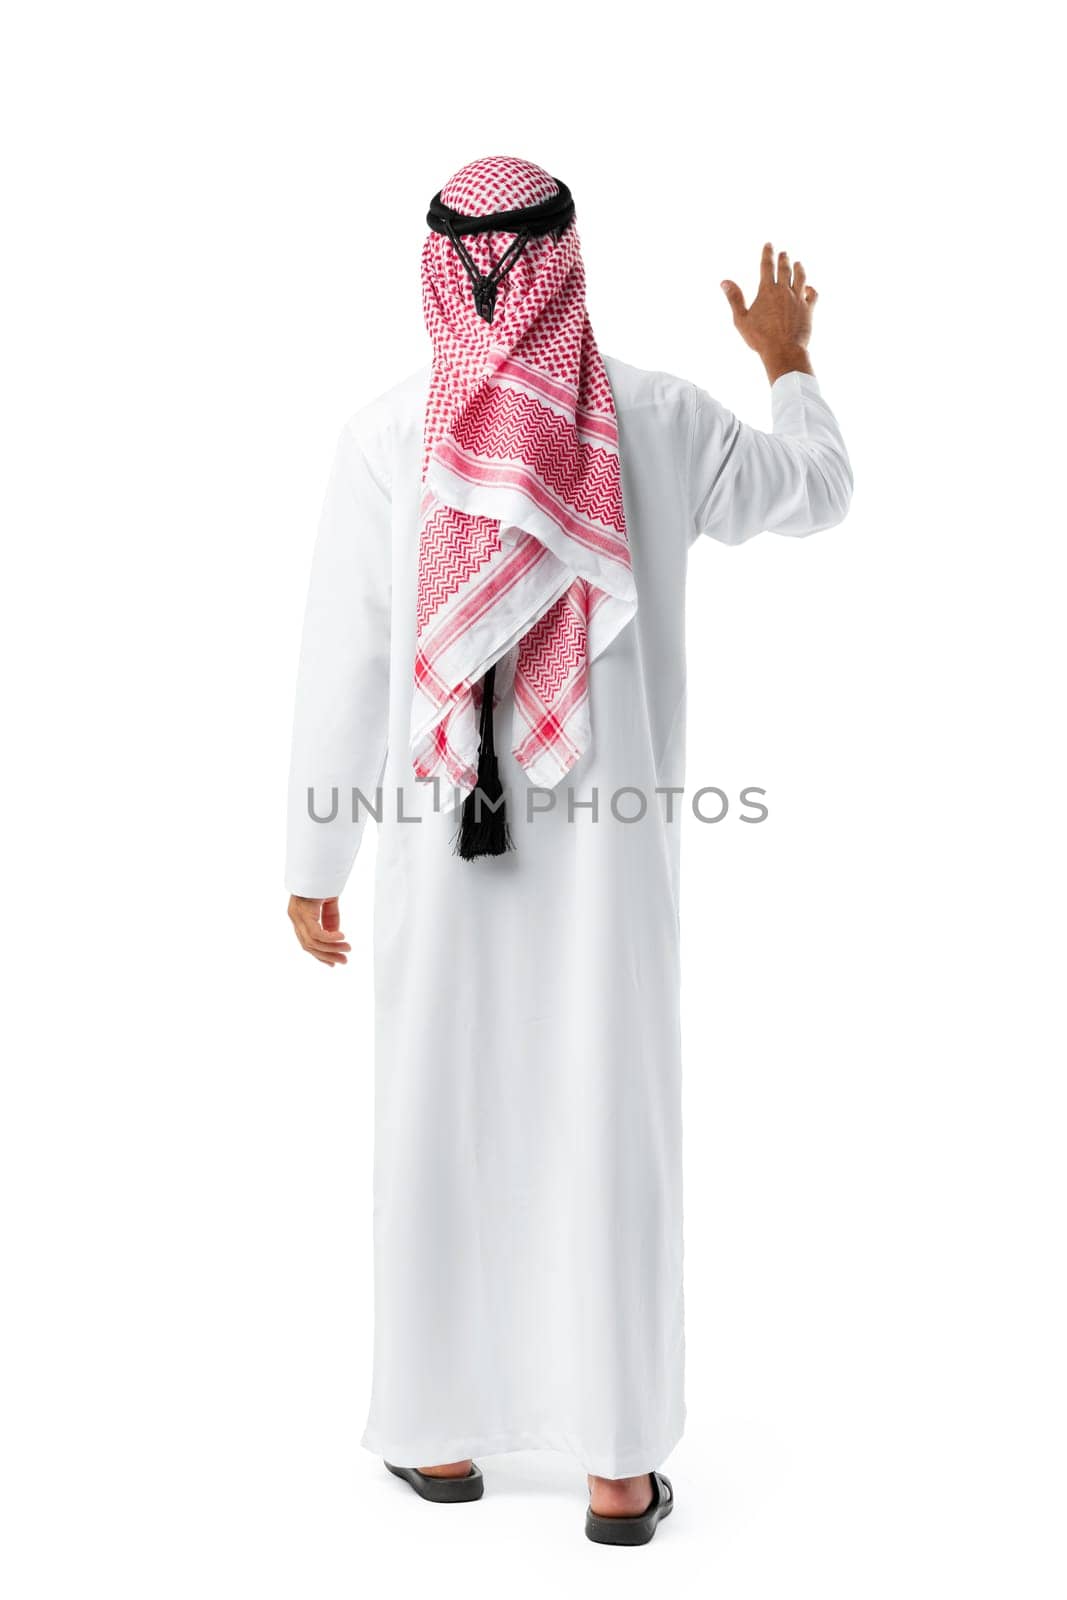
[
  {"xmin": 417, "ymin": 1458, "xmax": 474, "ymax": 1478},
  {"xmin": 587, "ymin": 1471, "xmax": 654, "ymax": 1517},
  {"xmin": 586, "ymin": 1473, "xmax": 673, "ymax": 1545}
]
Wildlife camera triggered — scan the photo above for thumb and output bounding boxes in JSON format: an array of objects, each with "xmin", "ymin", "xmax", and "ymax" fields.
[{"xmin": 720, "ymin": 280, "xmax": 746, "ymax": 320}]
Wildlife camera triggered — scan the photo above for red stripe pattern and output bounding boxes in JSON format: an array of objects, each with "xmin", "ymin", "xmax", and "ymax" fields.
[{"xmin": 412, "ymin": 156, "xmax": 636, "ymax": 794}]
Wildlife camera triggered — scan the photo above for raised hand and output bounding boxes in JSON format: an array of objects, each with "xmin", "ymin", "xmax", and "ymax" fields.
[{"xmin": 720, "ymin": 243, "xmax": 817, "ymax": 384}]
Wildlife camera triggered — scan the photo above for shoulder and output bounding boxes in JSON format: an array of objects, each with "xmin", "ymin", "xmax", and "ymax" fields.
[
  {"xmin": 601, "ymin": 352, "xmax": 697, "ymax": 421},
  {"xmin": 601, "ymin": 353, "xmax": 737, "ymax": 434},
  {"xmin": 338, "ymin": 362, "xmax": 431, "ymax": 491}
]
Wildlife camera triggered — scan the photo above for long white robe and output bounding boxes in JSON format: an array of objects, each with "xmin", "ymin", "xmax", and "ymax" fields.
[{"xmin": 286, "ymin": 357, "xmax": 852, "ymax": 1478}]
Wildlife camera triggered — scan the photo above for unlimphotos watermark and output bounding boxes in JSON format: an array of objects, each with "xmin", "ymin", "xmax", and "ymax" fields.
[{"xmin": 305, "ymin": 782, "xmax": 769, "ymax": 825}]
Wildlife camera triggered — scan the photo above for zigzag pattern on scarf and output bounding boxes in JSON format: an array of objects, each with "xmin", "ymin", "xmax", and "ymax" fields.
[
  {"xmin": 517, "ymin": 586, "xmax": 588, "ymax": 704},
  {"xmin": 451, "ymin": 386, "xmax": 625, "ymax": 536},
  {"xmin": 415, "ymin": 503, "xmax": 502, "ymax": 632}
]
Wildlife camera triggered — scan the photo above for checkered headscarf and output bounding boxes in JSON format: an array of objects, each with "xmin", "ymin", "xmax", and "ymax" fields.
[{"xmin": 411, "ymin": 156, "xmax": 636, "ymax": 803}]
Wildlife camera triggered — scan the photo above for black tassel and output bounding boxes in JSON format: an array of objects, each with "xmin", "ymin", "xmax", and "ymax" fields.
[{"xmin": 455, "ymin": 662, "xmax": 513, "ymax": 859}]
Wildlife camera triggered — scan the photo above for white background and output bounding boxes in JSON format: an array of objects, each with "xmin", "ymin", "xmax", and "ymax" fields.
[{"xmin": 2, "ymin": 2, "xmax": 1063, "ymax": 1595}]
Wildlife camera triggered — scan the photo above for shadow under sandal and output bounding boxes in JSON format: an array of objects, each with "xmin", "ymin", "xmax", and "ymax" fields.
[
  {"xmin": 384, "ymin": 1462, "xmax": 484, "ymax": 1503},
  {"xmin": 585, "ymin": 1471, "xmax": 674, "ymax": 1546}
]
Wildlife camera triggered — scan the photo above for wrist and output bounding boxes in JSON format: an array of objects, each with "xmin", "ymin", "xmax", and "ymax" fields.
[{"xmin": 759, "ymin": 345, "xmax": 813, "ymax": 384}]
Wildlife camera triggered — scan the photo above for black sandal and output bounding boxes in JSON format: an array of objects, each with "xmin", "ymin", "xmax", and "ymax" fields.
[
  {"xmin": 585, "ymin": 1471, "xmax": 674, "ymax": 1546},
  {"xmin": 384, "ymin": 1461, "xmax": 484, "ymax": 1503}
]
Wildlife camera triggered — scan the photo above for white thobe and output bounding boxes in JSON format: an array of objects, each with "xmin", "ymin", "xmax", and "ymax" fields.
[{"xmin": 286, "ymin": 357, "xmax": 852, "ymax": 1478}]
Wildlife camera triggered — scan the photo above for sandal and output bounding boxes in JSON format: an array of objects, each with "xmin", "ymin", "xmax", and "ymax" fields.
[
  {"xmin": 384, "ymin": 1461, "xmax": 484, "ymax": 1503},
  {"xmin": 585, "ymin": 1470, "xmax": 674, "ymax": 1546}
]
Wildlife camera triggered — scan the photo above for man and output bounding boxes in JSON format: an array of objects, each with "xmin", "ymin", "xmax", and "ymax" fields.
[{"xmin": 286, "ymin": 156, "xmax": 851, "ymax": 1546}]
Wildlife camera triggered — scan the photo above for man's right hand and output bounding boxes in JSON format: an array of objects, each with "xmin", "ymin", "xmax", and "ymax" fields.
[
  {"xmin": 721, "ymin": 242, "xmax": 817, "ymax": 384},
  {"xmin": 288, "ymin": 895, "xmax": 351, "ymax": 967}
]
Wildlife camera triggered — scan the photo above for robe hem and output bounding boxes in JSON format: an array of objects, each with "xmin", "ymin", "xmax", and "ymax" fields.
[{"xmin": 360, "ymin": 1413, "xmax": 685, "ymax": 1480}]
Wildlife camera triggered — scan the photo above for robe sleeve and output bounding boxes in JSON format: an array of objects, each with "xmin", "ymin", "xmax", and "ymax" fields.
[
  {"xmin": 285, "ymin": 421, "xmax": 392, "ymax": 899},
  {"xmin": 688, "ymin": 370, "xmax": 853, "ymax": 545}
]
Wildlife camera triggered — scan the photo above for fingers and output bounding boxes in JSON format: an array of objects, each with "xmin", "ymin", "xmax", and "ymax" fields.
[
  {"xmin": 761, "ymin": 242, "xmax": 809, "ymax": 292},
  {"xmin": 760, "ymin": 242, "xmax": 775, "ymax": 287},
  {"xmin": 804, "ymin": 285, "xmax": 818, "ymax": 305},
  {"xmin": 288, "ymin": 895, "xmax": 351, "ymax": 966},
  {"xmin": 301, "ymin": 934, "xmax": 350, "ymax": 964},
  {"xmin": 304, "ymin": 923, "xmax": 351, "ymax": 960},
  {"xmin": 720, "ymin": 279, "xmax": 747, "ymax": 320},
  {"xmin": 307, "ymin": 926, "xmax": 351, "ymax": 961},
  {"xmin": 309, "ymin": 946, "xmax": 347, "ymax": 967}
]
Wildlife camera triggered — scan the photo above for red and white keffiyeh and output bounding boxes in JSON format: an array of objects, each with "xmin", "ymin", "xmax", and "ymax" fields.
[{"xmin": 412, "ymin": 156, "xmax": 636, "ymax": 796}]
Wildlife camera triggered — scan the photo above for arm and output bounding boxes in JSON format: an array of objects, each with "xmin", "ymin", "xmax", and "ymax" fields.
[
  {"xmin": 285, "ymin": 421, "xmax": 392, "ymax": 965},
  {"xmin": 691, "ymin": 242, "xmax": 853, "ymax": 545}
]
